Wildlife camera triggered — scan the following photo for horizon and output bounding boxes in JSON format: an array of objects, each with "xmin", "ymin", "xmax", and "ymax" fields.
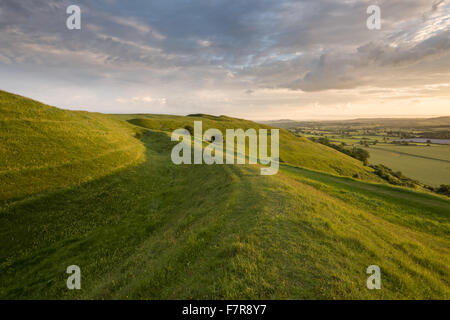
[
  {"xmin": 3, "ymin": 87, "xmax": 449, "ymax": 122},
  {"xmin": 258, "ymin": 114, "xmax": 450, "ymax": 122}
]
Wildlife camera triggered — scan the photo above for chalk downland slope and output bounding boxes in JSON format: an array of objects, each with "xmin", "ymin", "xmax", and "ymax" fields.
[
  {"xmin": 0, "ymin": 93, "xmax": 448, "ymax": 299},
  {"xmin": 121, "ymin": 114, "xmax": 379, "ymax": 181},
  {"xmin": 0, "ymin": 90, "xmax": 145, "ymax": 201}
]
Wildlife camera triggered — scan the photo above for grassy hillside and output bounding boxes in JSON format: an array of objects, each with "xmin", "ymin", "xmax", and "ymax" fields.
[
  {"xmin": 0, "ymin": 91, "xmax": 145, "ymax": 201},
  {"xmin": 116, "ymin": 114, "xmax": 379, "ymax": 181},
  {"xmin": 1, "ymin": 129, "xmax": 448, "ymax": 299},
  {"xmin": 0, "ymin": 94, "xmax": 448, "ymax": 299}
]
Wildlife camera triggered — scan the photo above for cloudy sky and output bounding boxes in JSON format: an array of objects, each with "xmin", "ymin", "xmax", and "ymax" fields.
[{"xmin": 0, "ymin": 0, "xmax": 449, "ymax": 120}]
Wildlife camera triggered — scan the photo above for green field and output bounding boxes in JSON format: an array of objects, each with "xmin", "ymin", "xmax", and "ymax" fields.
[
  {"xmin": 296, "ymin": 125, "xmax": 450, "ymax": 187},
  {"xmin": 0, "ymin": 91, "xmax": 449, "ymax": 299},
  {"xmin": 362, "ymin": 145, "xmax": 450, "ymax": 187}
]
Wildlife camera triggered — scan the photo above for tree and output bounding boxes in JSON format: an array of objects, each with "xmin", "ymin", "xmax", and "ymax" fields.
[
  {"xmin": 352, "ymin": 148, "xmax": 370, "ymax": 165},
  {"xmin": 134, "ymin": 131, "xmax": 142, "ymax": 140},
  {"xmin": 436, "ymin": 185, "xmax": 450, "ymax": 197}
]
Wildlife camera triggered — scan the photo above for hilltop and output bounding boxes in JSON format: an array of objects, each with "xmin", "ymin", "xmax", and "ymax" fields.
[
  {"xmin": 114, "ymin": 114, "xmax": 379, "ymax": 181},
  {"xmin": 0, "ymin": 90, "xmax": 145, "ymax": 201},
  {"xmin": 0, "ymin": 91, "xmax": 449, "ymax": 299}
]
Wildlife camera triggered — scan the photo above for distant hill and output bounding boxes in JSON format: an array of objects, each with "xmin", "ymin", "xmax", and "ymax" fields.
[{"xmin": 263, "ymin": 117, "xmax": 450, "ymax": 129}]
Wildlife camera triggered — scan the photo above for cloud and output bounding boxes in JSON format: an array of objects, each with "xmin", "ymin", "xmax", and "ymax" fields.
[
  {"xmin": 432, "ymin": 0, "xmax": 445, "ymax": 12},
  {"xmin": 0, "ymin": 0, "xmax": 448, "ymax": 118},
  {"xmin": 197, "ymin": 40, "xmax": 211, "ymax": 47},
  {"xmin": 277, "ymin": 28, "xmax": 450, "ymax": 92},
  {"xmin": 108, "ymin": 16, "xmax": 165, "ymax": 39},
  {"xmin": 116, "ymin": 96, "xmax": 167, "ymax": 105}
]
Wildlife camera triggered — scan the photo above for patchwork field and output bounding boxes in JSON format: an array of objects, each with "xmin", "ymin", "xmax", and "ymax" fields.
[{"xmin": 274, "ymin": 118, "xmax": 450, "ymax": 188}]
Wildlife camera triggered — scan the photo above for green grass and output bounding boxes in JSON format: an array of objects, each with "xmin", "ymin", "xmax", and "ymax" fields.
[
  {"xmin": 366, "ymin": 144, "xmax": 450, "ymax": 162},
  {"xmin": 117, "ymin": 114, "xmax": 380, "ymax": 182},
  {"xmin": 1, "ymin": 130, "xmax": 448, "ymax": 299},
  {"xmin": 302, "ymin": 133, "xmax": 398, "ymax": 146},
  {"xmin": 0, "ymin": 92, "xmax": 449, "ymax": 299},
  {"xmin": 363, "ymin": 145, "xmax": 450, "ymax": 187},
  {"xmin": 0, "ymin": 90, "xmax": 145, "ymax": 202}
]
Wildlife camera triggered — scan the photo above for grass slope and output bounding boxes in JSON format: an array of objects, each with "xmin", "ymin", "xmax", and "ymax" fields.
[
  {"xmin": 0, "ymin": 91, "xmax": 145, "ymax": 201},
  {"xmin": 116, "ymin": 114, "xmax": 379, "ymax": 181},
  {"xmin": 0, "ymin": 94, "xmax": 448, "ymax": 299},
  {"xmin": 1, "ymin": 127, "xmax": 448, "ymax": 299}
]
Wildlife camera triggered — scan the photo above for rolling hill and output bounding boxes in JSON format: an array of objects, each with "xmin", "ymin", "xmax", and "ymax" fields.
[
  {"xmin": 116, "ymin": 114, "xmax": 380, "ymax": 181},
  {"xmin": 0, "ymin": 91, "xmax": 448, "ymax": 299},
  {"xmin": 0, "ymin": 90, "xmax": 145, "ymax": 201},
  {"xmin": 263, "ymin": 117, "xmax": 450, "ymax": 129}
]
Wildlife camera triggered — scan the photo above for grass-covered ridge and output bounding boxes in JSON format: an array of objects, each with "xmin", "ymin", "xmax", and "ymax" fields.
[
  {"xmin": 0, "ymin": 90, "xmax": 145, "ymax": 201},
  {"xmin": 1, "ymin": 129, "xmax": 448, "ymax": 299},
  {"xmin": 116, "ymin": 114, "xmax": 379, "ymax": 181},
  {"xmin": 0, "ymin": 92, "xmax": 448, "ymax": 299}
]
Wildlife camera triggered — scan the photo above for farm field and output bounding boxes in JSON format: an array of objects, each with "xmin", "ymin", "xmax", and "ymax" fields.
[
  {"xmin": 362, "ymin": 145, "xmax": 450, "ymax": 187},
  {"xmin": 276, "ymin": 118, "xmax": 450, "ymax": 188},
  {"xmin": 366, "ymin": 144, "xmax": 450, "ymax": 162}
]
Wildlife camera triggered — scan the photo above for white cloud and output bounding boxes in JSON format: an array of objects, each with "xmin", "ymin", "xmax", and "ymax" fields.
[
  {"xmin": 116, "ymin": 96, "xmax": 167, "ymax": 105},
  {"xmin": 197, "ymin": 40, "xmax": 211, "ymax": 47},
  {"xmin": 112, "ymin": 16, "xmax": 149, "ymax": 33}
]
